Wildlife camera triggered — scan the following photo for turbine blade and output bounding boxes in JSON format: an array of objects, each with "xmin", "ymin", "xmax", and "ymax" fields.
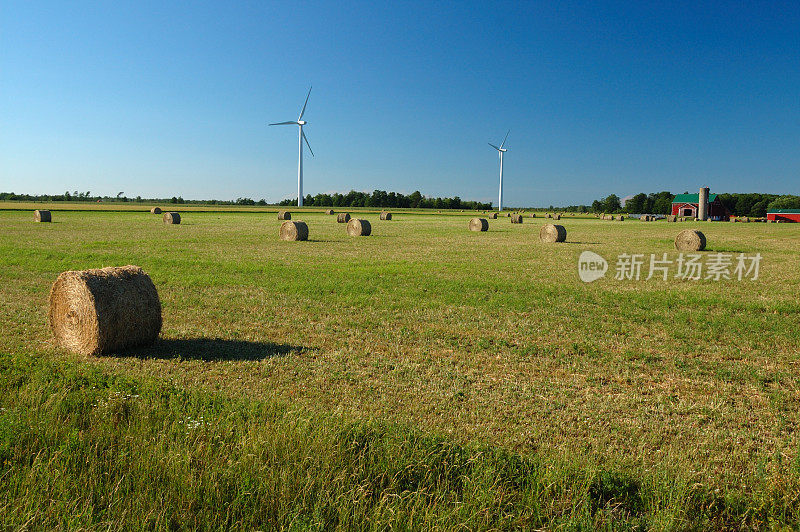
[
  {"xmin": 302, "ymin": 130, "xmax": 314, "ymax": 157},
  {"xmin": 499, "ymin": 129, "xmax": 510, "ymax": 149},
  {"xmin": 298, "ymin": 86, "xmax": 312, "ymax": 120},
  {"xmin": 488, "ymin": 142, "xmax": 501, "ymax": 151},
  {"xmin": 269, "ymin": 121, "xmax": 298, "ymax": 126}
]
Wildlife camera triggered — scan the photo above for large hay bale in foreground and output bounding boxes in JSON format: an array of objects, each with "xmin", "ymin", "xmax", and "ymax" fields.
[
  {"xmin": 539, "ymin": 224, "xmax": 567, "ymax": 243},
  {"xmin": 280, "ymin": 220, "xmax": 308, "ymax": 241},
  {"xmin": 510, "ymin": 214, "xmax": 523, "ymax": 224},
  {"xmin": 347, "ymin": 218, "xmax": 371, "ymax": 236},
  {"xmin": 337, "ymin": 212, "xmax": 351, "ymax": 223},
  {"xmin": 379, "ymin": 211, "xmax": 392, "ymax": 220},
  {"xmin": 163, "ymin": 212, "xmax": 181, "ymax": 224},
  {"xmin": 675, "ymin": 229, "xmax": 706, "ymax": 251},
  {"xmin": 150, "ymin": 207, "xmax": 162, "ymax": 214},
  {"xmin": 34, "ymin": 210, "xmax": 51, "ymax": 223},
  {"xmin": 278, "ymin": 211, "xmax": 291, "ymax": 220},
  {"xmin": 49, "ymin": 265, "xmax": 162, "ymax": 355},
  {"xmin": 325, "ymin": 209, "xmax": 334, "ymax": 215},
  {"xmin": 488, "ymin": 213, "xmax": 498, "ymax": 219},
  {"xmin": 469, "ymin": 218, "xmax": 489, "ymax": 232}
]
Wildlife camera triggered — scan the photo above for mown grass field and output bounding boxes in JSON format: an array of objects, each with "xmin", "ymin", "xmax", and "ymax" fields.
[{"xmin": 1, "ymin": 206, "xmax": 799, "ymax": 529}]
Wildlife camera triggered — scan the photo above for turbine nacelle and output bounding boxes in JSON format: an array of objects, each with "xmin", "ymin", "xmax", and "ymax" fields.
[{"xmin": 297, "ymin": 120, "xmax": 307, "ymax": 126}]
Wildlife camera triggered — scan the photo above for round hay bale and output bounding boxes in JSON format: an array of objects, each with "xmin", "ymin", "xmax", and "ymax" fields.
[
  {"xmin": 529, "ymin": 213, "xmax": 537, "ymax": 218},
  {"xmin": 278, "ymin": 211, "xmax": 291, "ymax": 220},
  {"xmin": 488, "ymin": 213, "xmax": 498, "ymax": 219},
  {"xmin": 325, "ymin": 209, "xmax": 334, "ymax": 215},
  {"xmin": 510, "ymin": 214, "xmax": 523, "ymax": 224},
  {"xmin": 741, "ymin": 216, "xmax": 750, "ymax": 223},
  {"xmin": 640, "ymin": 215, "xmax": 649, "ymax": 222},
  {"xmin": 539, "ymin": 224, "xmax": 567, "ymax": 243},
  {"xmin": 163, "ymin": 212, "xmax": 181, "ymax": 224},
  {"xmin": 469, "ymin": 218, "xmax": 489, "ymax": 232},
  {"xmin": 337, "ymin": 212, "xmax": 351, "ymax": 223},
  {"xmin": 279, "ymin": 220, "xmax": 308, "ymax": 241},
  {"xmin": 674, "ymin": 229, "xmax": 706, "ymax": 251},
  {"xmin": 49, "ymin": 265, "xmax": 161, "ymax": 356},
  {"xmin": 666, "ymin": 215, "xmax": 676, "ymax": 222},
  {"xmin": 379, "ymin": 211, "xmax": 392, "ymax": 220},
  {"xmin": 150, "ymin": 207, "xmax": 162, "ymax": 214},
  {"xmin": 347, "ymin": 218, "xmax": 371, "ymax": 236},
  {"xmin": 546, "ymin": 213, "xmax": 552, "ymax": 219},
  {"xmin": 618, "ymin": 215, "xmax": 625, "ymax": 221},
  {"xmin": 34, "ymin": 210, "xmax": 51, "ymax": 222},
  {"xmin": 506, "ymin": 212, "xmax": 511, "ymax": 217},
  {"xmin": 553, "ymin": 214, "xmax": 561, "ymax": 220}
]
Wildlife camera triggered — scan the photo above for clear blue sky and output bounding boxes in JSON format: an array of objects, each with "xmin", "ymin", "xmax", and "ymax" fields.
[{"xmin": 1, "ymin": 1, "xmax": 798, "ymax": 206}]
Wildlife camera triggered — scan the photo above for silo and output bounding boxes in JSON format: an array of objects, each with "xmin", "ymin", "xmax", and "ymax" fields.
[{"xmin": 698, "ymin": 187, "xmax": 709, "ymax": 221}]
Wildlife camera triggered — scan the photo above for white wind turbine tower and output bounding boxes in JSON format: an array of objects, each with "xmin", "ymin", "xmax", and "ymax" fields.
[
  {"xmin": 488, "ymin": 130, "xmax": 509, "ymax": 211},
  {"xmin": 269, "ymin": 86, "xmax": 314, "ymax": 207}
]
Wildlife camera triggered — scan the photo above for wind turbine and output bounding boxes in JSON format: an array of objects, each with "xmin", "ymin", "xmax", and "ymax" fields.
[
  {"xmin": 489, "ymin": 130, "xmax": 509, "ymax": 211},
  {"xmin": 270, "ymin": 86, "xmax": 314, "ymax": 207}
]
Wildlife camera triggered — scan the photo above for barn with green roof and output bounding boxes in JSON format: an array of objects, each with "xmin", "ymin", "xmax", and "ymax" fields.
[{"xmin": 671, "ymin": 193, "xmax": 730, "ymax": 220}]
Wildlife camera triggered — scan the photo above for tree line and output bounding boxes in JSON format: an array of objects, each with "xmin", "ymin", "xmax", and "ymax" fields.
[
  {"xmin": 278, "ymin": 190, "xmax": 492, "ymax": 210},
  {"xmin": 585, "ymin": 192, "xmax": 800, "ymax": 217}
]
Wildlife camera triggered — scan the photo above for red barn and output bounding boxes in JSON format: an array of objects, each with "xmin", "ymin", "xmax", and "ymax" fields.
[
  {"xmin": 671, "ymin": 193, "xmax": 730, "ymax": 220},
  {"xmin": 767, "ymin": 209, "xmax": 800, "ymax": 223}
]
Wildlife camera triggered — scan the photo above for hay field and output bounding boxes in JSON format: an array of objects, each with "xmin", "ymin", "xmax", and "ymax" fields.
[{"xmin": 1, "ymin": 208, "xmax": 799, "ymax": 528}]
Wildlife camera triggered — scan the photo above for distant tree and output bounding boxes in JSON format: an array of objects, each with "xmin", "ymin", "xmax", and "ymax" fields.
[{"xmin": 767, "ymin": 195, "xmax": 800, "ymax": 211}]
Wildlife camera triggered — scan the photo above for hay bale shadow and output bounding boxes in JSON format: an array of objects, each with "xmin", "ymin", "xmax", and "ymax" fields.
[{"xmin": 117, "ymin": 338, "xmax": 309, "ymax": 361}]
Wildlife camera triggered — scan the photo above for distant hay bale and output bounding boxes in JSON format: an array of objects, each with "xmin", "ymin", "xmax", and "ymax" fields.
[
  {"xmin": 640, "ymin": 215, "xmax": 649, "ymax": 222},
  {"xmin": 279, "ymin": 220, "xmax": 308, "ymax": 241},
  {"xmin": 163, "ymin": 212, "xmax": 181, "ymax": 224},
  {"xmin": 553, "ymin": 214, "xmax": 561, "ymax": 220},
  {"xmin": 667, "ymin": 215, "xmax": 676, "ymax": 222},
  {"xmin": 741, "ymin": 216, "xmax": 750, "ymax": 223},
  {"xmin": 488, "ymin": 213, "xmax": 498, "ymax": 219},
  {"xmin": 347, "ymin": 218, "xmax": 371, "ymax": 236},
  {"xmin": 510, "ymin": 214, "xmax": 523, "ymax": 224},
  {"xmin": 506, "ymin": 213, "xmax": 511, "ymax": 217},
  {"xmin": 617, "ymin": 215, "xmax": 625, "ymax": 221},
  {"xmin": 278, "ymin": 211, "xmax": 291, "ymax": 220},
  {"xmin": 150, "ymin": 207, "xmax": 162, "ymax": 214},
  {"xmin": 674, "ymin": 229, "xmax": 706, "ymax": 251},
  {"xmin": 49, "ymin": 265, "xmax": 161, "ymax": 356},
  {"xmin": 325, "ymin": 209, "xmax": 334, "ymax": 215},
  {"xmin": 34, "ymin": 210, "xmax": 51, "ymax": 222},
  {"xmin": 337, "ymin": 212, "xmax": 351, "ymax": 223},
  {"xmin": 469, "ymin": 218, "xmax": 489, "ymax": 232},
  {"xmin": 530, "ymin": 213, "xmax": 536, "ymax": 218},
  {"xmin": 379, "ymin": 211, "xmax": 392, "ymax": 220},
  {"xmin": 539, "ymin": 224, "xmax": 567, "ymax": 243},
  {"xmin": 546, "ymin": 213, "xmax": 552, "ymax": 219}
]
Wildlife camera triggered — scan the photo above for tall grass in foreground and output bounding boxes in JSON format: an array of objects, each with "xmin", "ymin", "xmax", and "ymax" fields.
[{"xmin": 1, "ymin": 352, "xmax": 798, "ymax": 530}]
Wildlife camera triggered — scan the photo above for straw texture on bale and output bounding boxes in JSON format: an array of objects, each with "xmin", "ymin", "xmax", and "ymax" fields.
[
  {"xmin": 325, "ymin": 209, "xmax": 334, "ymax": 215},
  {"xmin": 539, "ymin": 224, "xmax": 567, "ymax": 243},
  {"xmin": 674, "ymin": 229, "xmax": 706, "ymax": 251},
  {"xmin": 554, "ymin": 214, "xmax": 561, "ymax": 220},
  {"xmin": 49, "ymin": 265, "xmax": 162, "ymax": 356},
  {"xmin": 510, "ymin": 214, "xmax": 523, "ymax": 224},
  {"xmin": 347, "ymin": 218, "xmax": 371, "ymax": 236},
  {"xmin": 469, "ymin": 218, "xmax": 489, "ymax": 232},
  {"xmin": 150, "ymin": 207, "xmax": 162, "ymax": 214},
  {"xmin": 279, "ymin": 221, "xmax": 308, "ymax": 241},
  {"xmin": 379, "ymin": 211, "xmax": 392, "ymax": 220},
  {"xmin": 278, "ymin": 211, "xmax": 291, "ymax": 220},
  {"xmin": 337, "ymin": 212, "xmax": 351, "ymax": 223},
  {"xmin": 34, "ymin": 210, "xmax": 51, "ymax": 223},
  {"xmin": 488, "ymin": 213, "xmax": 498, "ymax": 219},
  {"xmin": 163, "ymin": 212, "xmax": 181, "ymax": 224}
]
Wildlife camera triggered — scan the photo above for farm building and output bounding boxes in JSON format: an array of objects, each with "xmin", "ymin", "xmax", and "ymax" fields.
[
  {"xmin": 671, "ymin": 192, "xmax": 730, "ymax": 221},
  {"xmin": 767, "ymin": 209, "xmax": 800, "ymax": 223}
]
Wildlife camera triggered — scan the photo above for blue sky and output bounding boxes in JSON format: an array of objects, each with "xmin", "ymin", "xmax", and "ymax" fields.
[{"xmin": 1, "ymin": 1, "xmax": 798, "ymax": 206}]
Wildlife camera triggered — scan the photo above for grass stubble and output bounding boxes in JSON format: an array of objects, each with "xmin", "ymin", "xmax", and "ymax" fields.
[{"xmin": 1, "ymin": 206, "xmax": 799, "ymax": 529}]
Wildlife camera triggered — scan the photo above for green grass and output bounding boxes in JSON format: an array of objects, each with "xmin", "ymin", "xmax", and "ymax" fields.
[{"xmin": 2, "ymin": 208, "xmax": 800, "ymax": 529}]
